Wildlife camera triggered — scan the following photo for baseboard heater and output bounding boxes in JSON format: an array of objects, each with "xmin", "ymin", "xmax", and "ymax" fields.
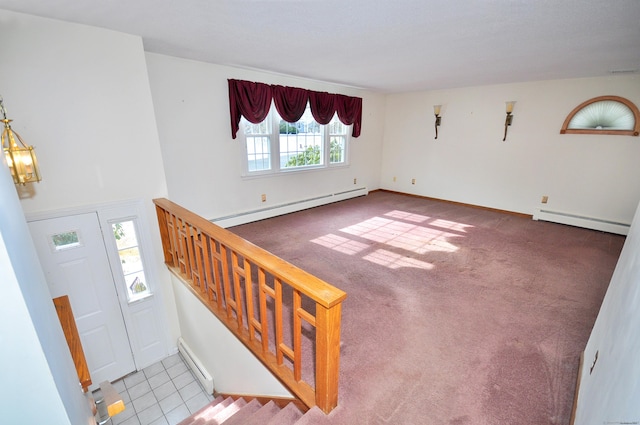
[
  {"xmin": 212, "ymin": 187, "xmax": 368, "ymax": 228},
  {"xmin": 533, "ymin": 208, "xmax": 630, "ymax": 235},
  {"xmin": 177, "ymin": 337, "xmax": 214, "ymax": 394}
]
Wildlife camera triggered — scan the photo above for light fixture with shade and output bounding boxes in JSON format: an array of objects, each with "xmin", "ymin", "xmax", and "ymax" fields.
[
  {"xmin": 1, "ymin": 96, "xmax": 41, "ymax": 185},
  {"xmin": 433, "ymin": 105, "xmax": 442, "ymax": 139},
  {"xmin": 503, "ymin": 101, "xmax": 516, "ymax": 141}
]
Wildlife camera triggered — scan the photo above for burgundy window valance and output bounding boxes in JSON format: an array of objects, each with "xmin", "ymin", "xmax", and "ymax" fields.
[{"xmin": 228, "ymin": 79, "xmax": 362, "ymax": 139}]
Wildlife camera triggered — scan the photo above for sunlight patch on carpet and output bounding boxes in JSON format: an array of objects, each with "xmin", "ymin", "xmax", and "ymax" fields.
[
  {"xmin": 310, "ymin": 233, "xmax": 369, "ymax": 255},
  {"xmin": 384, "ymin": 209, "xmax": 431, "ymax": 223},
  {"xmin": 363, "ymin": 249, "xmax": 434, "ymax": 270},
  {"xmin": 340, "ymin": 216, "xmax": 461, "ymax": 254}
]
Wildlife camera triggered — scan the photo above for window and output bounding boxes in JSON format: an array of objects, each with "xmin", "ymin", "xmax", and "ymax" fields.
[
  {"xmin": 242, "ymin": 103, "xmax": 350, "ymax": 175},
  {"xmin": 111, "ymin": 219, "xmax": 151, "ymax": 302},
  {"xmin": 51, "ymin": 230, "xmax": 81, "ymax": 251},
  {"xmin": 560, "ymin": 95, "xmax": 640, "ymax": 136}
]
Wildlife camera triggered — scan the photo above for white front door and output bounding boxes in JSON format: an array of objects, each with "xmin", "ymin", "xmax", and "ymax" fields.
[{"xmin": 28, "ymin": 212, "xmax": 136, "ymax": 388}]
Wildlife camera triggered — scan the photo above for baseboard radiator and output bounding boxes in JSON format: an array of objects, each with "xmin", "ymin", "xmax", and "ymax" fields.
[
  {"xmin": 533, "ymin": 208, "xmax": 630, "ymax": 235},
  {"xmin": 212, "ymin": 187, "xmax": 368, "ymax": 228},
  {"xmin": 177, "ymin": 337, "xmax": 215, "ymax": 394}
]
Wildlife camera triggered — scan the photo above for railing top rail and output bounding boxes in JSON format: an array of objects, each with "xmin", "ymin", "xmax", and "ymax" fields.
[{"xmin": 154, "ymin": 198, "xmax": 347, "ymax": 309}]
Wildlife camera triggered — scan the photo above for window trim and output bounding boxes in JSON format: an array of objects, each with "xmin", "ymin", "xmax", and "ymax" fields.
[{"xmin": 560, "ymin": 95, "xmax": 640, "ymax": 136}]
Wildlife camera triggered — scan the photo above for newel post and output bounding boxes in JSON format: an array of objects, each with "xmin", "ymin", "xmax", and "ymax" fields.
[
  {"xmin": 154, "ymin": 203, "xmax": 174, "ymax": 267},
  {"xmin": 315, "ymin": 301, "xmax": 343, "ymax": 413}
]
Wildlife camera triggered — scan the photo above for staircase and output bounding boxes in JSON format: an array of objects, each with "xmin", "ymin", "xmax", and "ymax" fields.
[{"xmin": 177, "ymin": 396, "xmax": 328, "ymax": 425}]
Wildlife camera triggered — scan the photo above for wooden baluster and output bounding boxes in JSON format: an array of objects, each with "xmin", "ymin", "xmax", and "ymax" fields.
[
  {"xmin": 210, "ymin": 239, "xmax": 225, "ymax": 310},
  {"xmin": 259, "ymin": 268, "xmax": 272, "ymax": 354},
  {"xmin": 177, "ymin": 217, "xmax": 189, "ymax": 275},
  {"xmin": 293, "ymin": 290, "xmax": 303, "ymax": 381},
  {"xmin": 220, "ymin": 244, "xmax": 234, "ymax": 320},
  {"xmin": 170, "ymin": 214, "xmax": 181, "ymax": 269},
  {"xmin": 231, "ymin": 251, "xmax": 245, "ymax": 328},
  {"xmin": 201, "ymin": 234, "xmax": 213, "ymax": 298},
  {"xmin": 275, "ymin": 278, "xmax": 284, "ymax": 365},
  {"xmin": 184, "ymin": 224, "xmax": 198, "ymax": 283},
  {"xmin": 245, "ymin": 259, "xmax": 258, "ymax": 342},
  {"xmin": 192, "ymin": 230, "xmax": 205, "ymax": 292}
]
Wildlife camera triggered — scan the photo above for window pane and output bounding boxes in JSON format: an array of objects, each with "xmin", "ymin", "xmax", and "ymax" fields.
[
  {"xmin": 247, "ymin": 136, "xmax": 271, "ymax": 172},
  {"xmin": 51, "ymin": 231, "xmax": 81, "ymax": 251},
  {"xmin": 568, "ymin": 100, "xmax": 635, "ymax": 130},
  {"xmin": 125, "ymin": 272, "xmax": 148, "ymax": 296},
  {"xmin": 330, "ymin": 136, "xmax": 345, "ymax": 164},
  {"xmin": 119, "ymin": 246, "xmax": 143, "ymax": 275},
  {"xmin": 329, "ymin": 115, "xmax": 347, "ymax": 164},
  {"xmin": 244, "ymin": 120, "xmax": 271, "ymax": 172},
  {"xmin": 113, "ymin": 221, "xmax": 137, "ymax": 249},
  {"xmin": 112, "ymin": 220, "xmax": 151, "ymax": 301},
  {"xmin": 329, "ymin": 118, "xmax": 347, "ymax": 135},
  {"xmin": 280, "ymin": 106, "xmax": 324, "ymax": 169}
]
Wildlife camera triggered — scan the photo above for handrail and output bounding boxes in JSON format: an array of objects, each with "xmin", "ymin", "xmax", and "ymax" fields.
[
  {"xmin": 53, "ymin": 295, "xmax": 92, "ymax": 392},
  {"xmin": 153, "ymin": 198, "xmax": 347, "ymax": 413}
]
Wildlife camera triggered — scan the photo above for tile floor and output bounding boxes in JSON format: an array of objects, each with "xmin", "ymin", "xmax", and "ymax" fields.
[{"xmin": 94, "ymin": 353, "xmax": 214, "ymax": 425}]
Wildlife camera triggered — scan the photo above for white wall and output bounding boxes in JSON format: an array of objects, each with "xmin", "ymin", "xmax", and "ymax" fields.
[
  {"xmin": 145, "ymin": 53, "xmax": 385, "ymax": 221},
  {"xmin": 574, "ymin": 199, "xmax": 640, "ymax": 424},
  {"xmin": 0, "ymin": 9, "xmax": 180, "ymax": 353},
  {"xmin": 171, "ymin": 276, "xmax": 292, "ymax": 397},
  {"xmin": 381, "ymin": 76, "xmax": 640, "ymax": 224},
  {"xmin": 0, "ymin": 146, "xmax": 92, "ymax": 424}
]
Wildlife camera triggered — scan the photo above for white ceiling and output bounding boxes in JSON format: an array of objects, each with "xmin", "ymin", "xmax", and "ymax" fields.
[{"xmin": 1, "ymin": 0, "xmax": 639, "ymax": 93}]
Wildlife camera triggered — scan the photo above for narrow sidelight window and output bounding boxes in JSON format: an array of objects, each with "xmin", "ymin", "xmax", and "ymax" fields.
[{"xmin": 111, "ymin": 220, "xmax": 150, "ymax": 302}]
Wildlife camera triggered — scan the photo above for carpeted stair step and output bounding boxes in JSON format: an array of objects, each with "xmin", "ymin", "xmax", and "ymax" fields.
[
  {"xmin": 178, "ymin": 395, "xmax": 308, "ymax": 425},
  {"xmin": 264, "ymin": 402, "xmax": 304, "ymax": 425},
  {"xmin": 206, "ymin": 398, "xmax": 247, "ymax": 424},
  {"xmin": 294, "ymin": 406, "xmax": 331, "ymax": 425},
  {"xmin": 177, "ymin": 396, "xmax": 230, "ymax": 425},
  {"xmin": 217, "ymin": 398, "xmax": 262, "ymax": 425},
  {"xmin": 238, "ymin": 400, "xmax": 282, "ymax": 425}
]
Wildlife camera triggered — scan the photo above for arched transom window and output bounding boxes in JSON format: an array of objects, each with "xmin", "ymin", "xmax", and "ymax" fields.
[{"xmin": 560, "ymin": 95, "xmax": 639, "ymax": 136}]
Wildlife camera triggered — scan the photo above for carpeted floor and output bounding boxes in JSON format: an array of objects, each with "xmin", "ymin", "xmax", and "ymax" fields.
[{"xmin": 229, "ymin": 190, "xmax": 624, "ymax": 425}]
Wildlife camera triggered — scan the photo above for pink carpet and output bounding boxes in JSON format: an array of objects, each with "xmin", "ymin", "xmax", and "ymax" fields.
[{"xmin": 229, "ymin": 190, "xmax": 624, "ymax": 424}]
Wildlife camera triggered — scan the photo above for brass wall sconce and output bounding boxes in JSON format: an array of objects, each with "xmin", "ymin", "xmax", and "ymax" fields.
[
  {"xmin": 434, "ymin": 105, "xmax": 442, "ymax": 139},
  {"xmin": 502, "ymin": 101, "xmax": 516, "ymax": 141},
  {"xmin": 1, "ymin": 96, "xmax": 41, "ymax": 185}
]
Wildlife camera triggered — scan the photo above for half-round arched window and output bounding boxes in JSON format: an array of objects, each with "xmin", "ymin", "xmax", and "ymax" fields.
[{"xmin": 560, "ymin": 95, "xmax": 639, "ymax": 136}]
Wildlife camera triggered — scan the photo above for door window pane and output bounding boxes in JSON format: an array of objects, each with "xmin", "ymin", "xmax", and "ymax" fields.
[{"xmin": 51, "ymin": 230, "xmax": 81, "ymax": 251}]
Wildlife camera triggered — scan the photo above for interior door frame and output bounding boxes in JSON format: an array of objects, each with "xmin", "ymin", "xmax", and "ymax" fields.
[{"xmin": 27, "ymin": 198, "xmax": 171, "ymax": 372}]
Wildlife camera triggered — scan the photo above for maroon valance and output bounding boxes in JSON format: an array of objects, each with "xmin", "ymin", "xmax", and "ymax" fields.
[{"xmin": 228, "ymin": 79, "xmax": 362, "ymax": 139}]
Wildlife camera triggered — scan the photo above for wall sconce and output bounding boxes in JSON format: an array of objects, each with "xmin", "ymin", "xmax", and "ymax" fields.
[
  {"xmin": 502, "ymin": 101, "xmax": 516, "ymax": 141},
  {"xmin": 433, "ymin": 105, "xmax": 442, "ymax": 139},
  {"xmin": 1, "ymin": 96, "xmax": 41, "ymax": 185}
]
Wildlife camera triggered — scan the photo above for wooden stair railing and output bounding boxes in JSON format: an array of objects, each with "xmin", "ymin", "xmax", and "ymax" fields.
[
  {"xmin": 53, "ymin": 295, "xmax": 92, "ymax": 392},
  {"xmin": 53, "ymin": 296, "xmax": 126, "ymax": 423},
  {"xmin": 153, "ymin": 198, "xmax": 347, "ymax": 414}
]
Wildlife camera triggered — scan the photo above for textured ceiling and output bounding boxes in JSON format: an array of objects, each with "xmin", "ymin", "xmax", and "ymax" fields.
[{"xmin": 1, "ymin": 0, "xmax": 639, "ymax": 93}]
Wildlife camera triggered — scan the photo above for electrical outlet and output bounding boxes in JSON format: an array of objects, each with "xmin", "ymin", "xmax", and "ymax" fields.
[
  {"xmin": 393, "ymin": 176, "xmax": 396, "ymax": 182},
  {"xmin": 412, "ymin": 178, "xmax": 416, "ymax": 185},
  {"xmin": 541, "ymin": 195, "xmax": 549, "ymax": 204},
  {"xmin": 354, "ymin": 178, "xmax": 357, "ymax": 185},
  {"xmin": 261, "ymin": 194, "xmax": 266, "ymax": 202}
]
